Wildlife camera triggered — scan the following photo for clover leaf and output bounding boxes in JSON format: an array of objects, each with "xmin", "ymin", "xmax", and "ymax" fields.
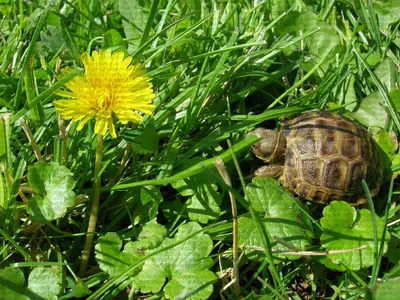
[
  {"xmin": 320, "ymin": 201, "xmax": 391, "ymax": 270},
  {"xmin": 132, "ymin": 222, "xmax": 217, "ymax": 300},
  {"xmin": 95, "ymin": 222, "xmax": 167, "ymax": 277},
  {"xmin": 239, "ymin": 177, "xmax": 313, "ymax": 260},
  {"xmin": 27, "ymin": 162, "xmax": 76, "ymax": 222}
]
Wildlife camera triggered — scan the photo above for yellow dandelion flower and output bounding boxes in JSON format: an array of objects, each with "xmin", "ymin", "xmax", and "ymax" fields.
[{"xmin": 53, "ymin": 50, "xmax": 155, "ymax": 138}]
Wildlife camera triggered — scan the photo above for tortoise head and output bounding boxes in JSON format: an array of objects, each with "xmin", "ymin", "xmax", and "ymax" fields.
[{"xmin": 247, "ymin": 128, "xmax": 286, "ymax": 163}]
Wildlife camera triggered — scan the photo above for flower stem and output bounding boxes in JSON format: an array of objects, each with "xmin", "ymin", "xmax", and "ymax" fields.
[{"xmin": 79, "ymin": 134, "xmax": 103, "ymax": 277}]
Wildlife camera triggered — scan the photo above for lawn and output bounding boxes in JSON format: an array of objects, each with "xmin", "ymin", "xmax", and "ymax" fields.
[{"xmin": 0, "ymin": 0, "xmax": 399, "ymax": 299}]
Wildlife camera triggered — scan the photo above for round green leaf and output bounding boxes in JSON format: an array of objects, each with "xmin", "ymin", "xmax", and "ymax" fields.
[
  {"xmin": 351, "ymin": 91, "xmax": 388, "ymax": 128},
  {"xmin": 140, "ymin": 185, "xmax": 163, "ymax": 220},
  {"xmin": 27, "ymin": 162, "xmax": 76, "ymax": 222},
  {"xmin": 387, "ymin": 235, "xmax": 400, "ymax": 264},
  {"xmin": 374, "ymin": 130, "xmax": 396, "ymax": 160},
  {"xmin": 132, "ymin": 222, "xmax": 217, "ymax": 299},
  {"xmin": 103, "ymin": 29, "xmax": 124, "ymax": 50},
  {"xmin": 95, "ymin": 233, "xmax": 129, "ymax": 277},
  {"xmin": 239, "ymin": 177, "xmax": 313, "ymax": 260},
  {"xmin": 187, "ymin": 184, "xmax": 221, "ymax": 224},
  {"xmin": 164, "ymin": 270, "xmax": 217, "ymax": 300},
  {"xmin": 372, "ymin": 278, "xmax": 400, "ymax": 300},
  {"xmin": 27, "ymin": 267, "xmax": 60, "ymax": 300},
  {"xmin": 172, "ymin": 157, "xmax": 222, "ymax": 223},
  {"xmin": 95, "ymin": 222, "xmax": 167, "ymax": 277},
  {"xmin": 320, "ymin": 201, "xmax": 390, "ymax": 270},
  {"xmin": 136, "ymin": 222, "xmax": 168, "ymax": 249},
  {"xmin": 371, "ymin": 1, "xmax": 400, "ymax": 30},
  {"xmin": 0, "ymin": 267, "xmax": 26, "ymax": 300}
]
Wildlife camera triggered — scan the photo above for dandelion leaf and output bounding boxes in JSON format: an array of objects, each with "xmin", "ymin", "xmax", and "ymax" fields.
[{"xmin": 119, "ymin": 0, "xmax": 146, "ymax": 52}]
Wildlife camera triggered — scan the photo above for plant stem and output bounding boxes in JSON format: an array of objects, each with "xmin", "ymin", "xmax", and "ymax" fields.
[
  {"xmin": 20, "ymin": 120, "xmax": 42, "ymax": 161},
  {"xmin": 79, "ymin": 134, "xmax": 103, "ymax": 277},
  {"xmin": 214, "ymin": 158, "xmax": 240, "ymax": 297}
]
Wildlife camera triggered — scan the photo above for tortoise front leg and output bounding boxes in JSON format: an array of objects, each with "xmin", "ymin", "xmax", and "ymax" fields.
[{"xmin": 254, "ymin": 164, "xmax": 284, "ymax": 178}]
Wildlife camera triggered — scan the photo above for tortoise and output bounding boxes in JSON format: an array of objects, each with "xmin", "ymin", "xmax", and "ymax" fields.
[{"xmin": 248, "ymin": 111, "xmax": 382, "ymax": 205}]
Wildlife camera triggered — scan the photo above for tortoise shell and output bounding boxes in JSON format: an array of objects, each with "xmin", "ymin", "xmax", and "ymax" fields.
[{"xmin": 256, "ymin": 112, "xmax": 382, "ymax": 205}]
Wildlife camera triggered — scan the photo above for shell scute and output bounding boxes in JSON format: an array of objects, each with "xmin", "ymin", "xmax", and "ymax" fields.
[
  {"xmin": 319, "ymin": 135, "xmax": 337, "ymax": 156},
  {"xmin": 295, "ymin": 133, "xmax": 317, "ymax": 155},
  {"xmin": 359, "ymin": 133, "xmax": 373, "ymax": 161},
  {"xmin": 300, "ymin": 158, "xmax": 322, "ymax": 186},
  {"xmin": 323, "ymin": 158, "xmax": 348, "ymax": 190},
  {"xmin": 347, "ymin": 160, "xmax": 366, "ymax": 191}
]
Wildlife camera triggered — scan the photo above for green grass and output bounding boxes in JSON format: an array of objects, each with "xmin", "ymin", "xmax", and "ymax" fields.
[{"xmin": 0, "ymin": 0, "xmax": 400, "ymax": 299}]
